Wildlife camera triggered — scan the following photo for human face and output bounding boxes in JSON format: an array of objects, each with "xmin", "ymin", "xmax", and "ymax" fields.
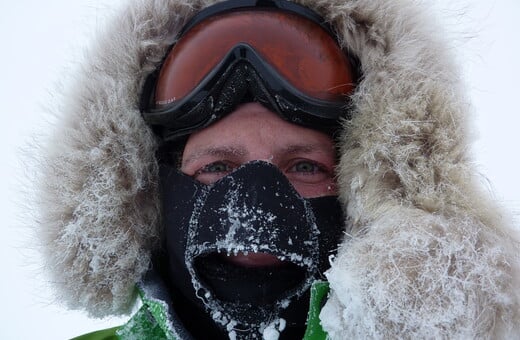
[{"xmin": 181, "ymin": 102, "xmax": 337, "ymax": 198}]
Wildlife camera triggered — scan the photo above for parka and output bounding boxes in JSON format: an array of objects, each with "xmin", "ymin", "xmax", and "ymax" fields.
[{"xmin": 37, "ymin": 0, "xmax": 520, "ymax": 338}]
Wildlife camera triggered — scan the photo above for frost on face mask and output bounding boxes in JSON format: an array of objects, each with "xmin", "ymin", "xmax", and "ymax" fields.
[
  {"xmin": 160, "ymin": 161, "xmax": 345, "ymax": 339},
  {"xmin": 185, "ymin": 162, "xmax": 319, "ymax": 338}
]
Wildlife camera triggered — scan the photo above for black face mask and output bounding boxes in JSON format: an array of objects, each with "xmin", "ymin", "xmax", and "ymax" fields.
[{"xmin": 160, "ymin": 161, "xmax": 344, "ymax": 338}]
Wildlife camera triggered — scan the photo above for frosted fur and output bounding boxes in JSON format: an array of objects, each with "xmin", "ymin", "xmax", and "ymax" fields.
[
  {"xmin": 36, "ymin": 0, "xmax": 520, "ymax": 337},
  {"xmin": 37, "ymin": 0, "xmax": 196, "ymax": 316}
]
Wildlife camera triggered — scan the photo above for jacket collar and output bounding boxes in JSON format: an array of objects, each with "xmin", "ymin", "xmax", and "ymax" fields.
[{"xmin": 116, "ymin": 270, "xmax": 330, "ymax": 339}]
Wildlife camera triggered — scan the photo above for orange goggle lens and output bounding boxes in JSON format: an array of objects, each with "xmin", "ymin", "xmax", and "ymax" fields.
[{"xmin": 154, "ymin": 10, "xmax": 356, "ymax": 106}]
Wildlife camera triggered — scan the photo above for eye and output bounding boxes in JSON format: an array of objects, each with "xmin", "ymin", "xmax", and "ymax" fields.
[
  {"xmin": 284, "ymin": 159, "xmax": 335, "ymax": 187},
  {"xmin": 193, "ymin": 161, "xmax": 236, "ymax": 184},
  {"xmin": 200, "ymin": 161, "xmax": 233, "ymax": 174},
  {"xmin": 291, "ymin": 160, "xmax": 320, "ymax": 173}
]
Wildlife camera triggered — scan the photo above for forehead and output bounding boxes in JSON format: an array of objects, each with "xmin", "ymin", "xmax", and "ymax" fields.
[{"xmin": 181, "ymin": 103, "xmax": 336, "ymax": 161}]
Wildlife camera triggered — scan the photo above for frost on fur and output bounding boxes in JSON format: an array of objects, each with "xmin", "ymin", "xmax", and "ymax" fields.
[{"xmin": 321, "ymin": 208, "xmax": 518, "ymax": 339}]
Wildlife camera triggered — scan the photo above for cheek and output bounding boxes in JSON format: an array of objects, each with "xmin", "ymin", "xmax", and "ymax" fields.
[{"xmin": 292, "ymin": 178, "xmax": 337, "ymax": 198}]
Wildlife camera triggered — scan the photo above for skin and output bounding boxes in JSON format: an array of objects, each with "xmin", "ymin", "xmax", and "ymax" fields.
[{"xmin": 181, "ymin": 102, "xmax": 338, "ymax": 266}]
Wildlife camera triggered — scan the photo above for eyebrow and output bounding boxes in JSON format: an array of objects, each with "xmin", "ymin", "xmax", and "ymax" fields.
[
  {"xmin": 182, "ymin": 145, "xmax": 248, "ymax": 167},
  {"xmin": 279, "ymin": 143, "xmax": 333, "ymax": 155},
  {"xmin": 182, "ymin": 142, "xmax": 335, "ymax": 168}
]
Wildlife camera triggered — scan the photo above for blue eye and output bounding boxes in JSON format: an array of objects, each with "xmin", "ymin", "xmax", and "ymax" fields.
[
  {"xmin": 192, "ymin": 161, "xmax": 238, "ymax": 184},
  {"xmin": 201, "ymin": 161, "xmax": 233, "ymax": 173},
  {"xmin": 292, "ymin": 161, "xmax": 320, "ymax": 173}
]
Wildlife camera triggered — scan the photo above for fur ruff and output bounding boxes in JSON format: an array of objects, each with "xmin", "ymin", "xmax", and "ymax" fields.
[{"xmin": 36, "ymin": 0, "xmax": 520, "ymax": 337}]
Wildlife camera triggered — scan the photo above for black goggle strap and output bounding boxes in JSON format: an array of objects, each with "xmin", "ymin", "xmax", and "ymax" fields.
[{"xmin": 179, "ymin": 0, "xmax": 338, "ymax": 39}]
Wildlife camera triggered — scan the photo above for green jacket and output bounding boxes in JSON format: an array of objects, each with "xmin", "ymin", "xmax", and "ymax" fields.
[{"xmin": 72, "ymin": 281, "xmax": 329, "ymax": 340}]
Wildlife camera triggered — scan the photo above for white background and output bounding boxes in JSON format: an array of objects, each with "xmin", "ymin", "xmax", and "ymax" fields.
[{"xmin": 1, "ymin": 1, "xmax": 519, "ymax": 339}]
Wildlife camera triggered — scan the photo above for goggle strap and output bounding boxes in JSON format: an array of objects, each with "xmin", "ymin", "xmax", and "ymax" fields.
[{"xmin": 180, "ymin": 0, "xmax": 337, "ymax": 39}]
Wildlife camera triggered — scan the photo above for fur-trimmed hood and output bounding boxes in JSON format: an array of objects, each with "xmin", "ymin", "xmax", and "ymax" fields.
[{"xmin": 37, "ymin": 0, "xmax": 520, "ymax": 337}]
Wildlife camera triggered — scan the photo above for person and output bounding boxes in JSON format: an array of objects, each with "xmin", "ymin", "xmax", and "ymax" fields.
[{"xmin": 36, "ymin": 0, "xmax": 520, "ymax": 339}]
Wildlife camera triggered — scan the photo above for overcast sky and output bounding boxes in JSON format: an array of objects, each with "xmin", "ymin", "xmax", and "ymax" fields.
[{"xmin": 1, "ymin": 1, "xmax": 519, "ymax": 339}]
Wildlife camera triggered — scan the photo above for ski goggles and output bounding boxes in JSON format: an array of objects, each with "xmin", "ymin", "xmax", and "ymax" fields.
[{"xmin": 141, "ymin": 0, "xmax": 358, "ymax": 142}]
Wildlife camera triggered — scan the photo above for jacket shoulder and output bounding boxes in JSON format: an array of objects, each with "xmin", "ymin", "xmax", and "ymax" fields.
[
  {"xmin": 303, "ymin": 281, "xmax": 329, "ymax": 340},
  {"xmin": 71, "ymin": 326, "xmax": 120, "ymax": 340}
]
